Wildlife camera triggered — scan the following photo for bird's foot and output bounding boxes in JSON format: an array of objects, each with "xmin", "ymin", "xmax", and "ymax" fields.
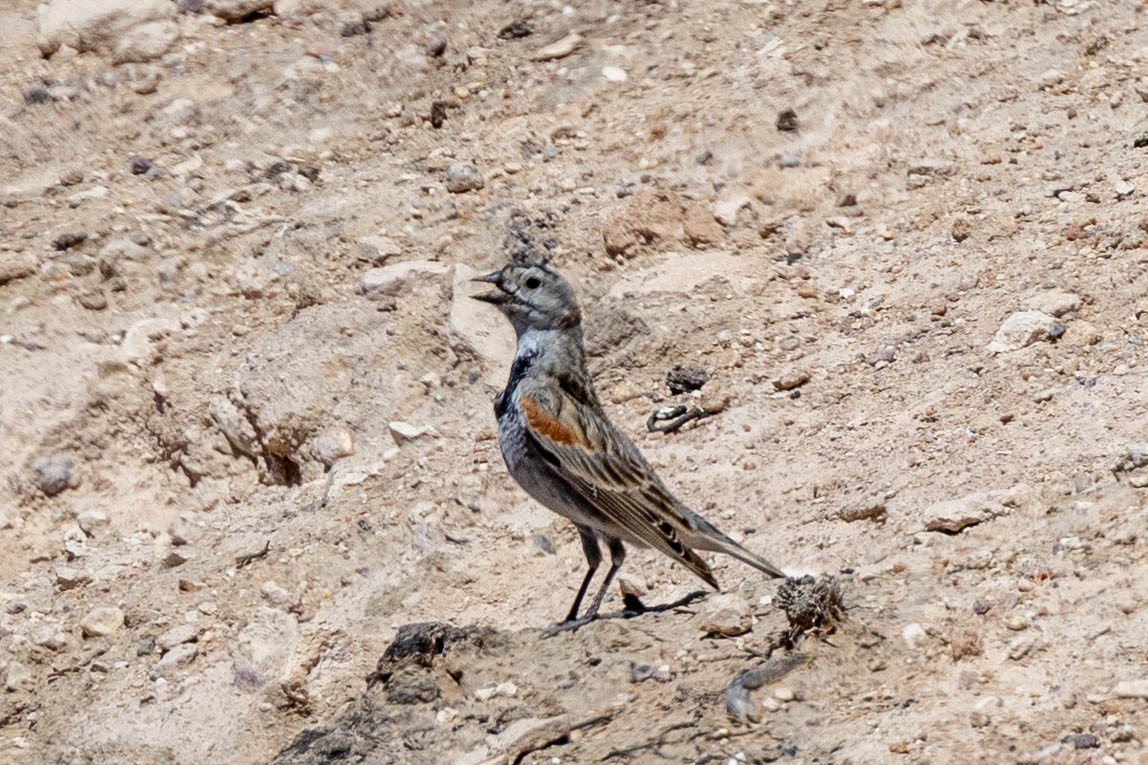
[{"xmin": 541, "ymin": 615, "xmax": 597, "ymax": 638}]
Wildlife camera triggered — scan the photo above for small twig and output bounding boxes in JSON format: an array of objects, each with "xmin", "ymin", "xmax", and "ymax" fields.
[
  {"xmin": 725, "ymin": 653, "xmax": 809, "ymax": 723},
  {"xmin": 646, "ymin": 406, "xmax": 714, "ymax": 434},
  {"xmin": 235, "ymin": 540, "xmax": 270, "ymax": 569}
]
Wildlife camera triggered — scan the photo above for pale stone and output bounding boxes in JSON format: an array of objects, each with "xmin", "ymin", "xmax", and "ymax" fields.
[
  {"xmin": 37, "ymin": 0, "xmax": 175, "ymax": 56},
  {"xmin": 157, "ymin": 624, "xmax": 198, "ymax": 652},
  {"xmin": 532, "ymin": 33, "xmax": 583, "ymax": 61},
  {"xmin": 112, "ymin": 19, "xmax": 179, "ymax": 64},
  {"xmin": 359, "ymin": 261, "xmax": 448, "ymax": 301},
  {"xmin": 388, "ymin": 421, "xmax": 440, "ymax": 446},
  {"xmin": 80, "ymin": 606, "xmax": 125, "ymax": 637},
  {"xmin": 448, "ymin": 264, "xmax": 515, "ymax": 387},
  {"xmin": 986, "ymin": 311, "xmax": 1057, "ymax": 354}
]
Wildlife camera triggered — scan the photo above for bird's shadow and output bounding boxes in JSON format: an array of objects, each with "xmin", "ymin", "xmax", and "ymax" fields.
[{"xmin": 541, "ymin": 590, "xmax": 709, "ymax": 638}]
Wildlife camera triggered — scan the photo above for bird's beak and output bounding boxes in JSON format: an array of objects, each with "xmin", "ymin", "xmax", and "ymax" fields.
[{"xmin": 470, "ymin": 270, "xmax": 510, "ymax": 304}]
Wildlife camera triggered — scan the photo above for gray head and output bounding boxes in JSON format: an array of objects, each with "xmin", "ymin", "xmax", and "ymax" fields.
[{"xmin": 471, "ymin": 263, "xmax": 582, "ymax": 335}]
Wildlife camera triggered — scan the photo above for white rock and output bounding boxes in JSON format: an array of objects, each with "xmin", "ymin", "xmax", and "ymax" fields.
[
  {"xmin": 55, "ymin": 566, "xmax": 92, "ymax": 590},
  {"xmin": 260, "ymin": 580, "xmax": 294, "ymax": 608},
  {"xmin": 474, "ymin": 681, "xmax": 518, "ymax": 701},
  {"xmin": 312, "ymin": 428, "xmax": 355, "ymax": 466},
  {"xmin": 37, "ymin": 0, "xmax": 175, "ymax": 57},
  {"xmin": 359, "ymin": 260, "xmax": 448, "ymax": 300},
  {"xmin": 357, "ymin": 234, "xmax": 402, "ymax": 263},
  {"xmin": 157, "ymin": 624, "xmax": 198, "ymax": 652},
  {"xmin": 80, "ymin": 606, "xmax": 125, "ymax": 637},
  {"xmin": 1024, "ymin": 291, "xmax": 1079, "ymax": 318},
  {"xmin": 154, "ymin": 642, "xmax": 197, "ymax": 672},
  {"xmin": 388, "ymin": 421, "xmax": 440, "ymax": 446},
  {"xmin": 1111, "ymin": 679, "xmax": 1148, "ymax": 699},
  {"xmin": 902, "ymin": 622, "xmax": 928, "ymax": 649},
  {"xmin": 112, "ymin": 19, "xmax": 179, "ymax": 64},
  {"xmin": 531, "ymin": 33, "xmax": 583, "ymax": 61},
  {"xmin": 986, "ymin": 311, "xmax": 1057, "ymax": 354},
  {"xmin": 33, "ymin": 627, "xmax": 74, "ymax": 652},
  {"xmin": 713, "ymin": 194, "xmax": 753, "ymax": 227},
  {"xmin": 448, "ymin": 264, "xmax": 515, "ymax": 387},
  {"xmin": 77, "ymin": 510, "xmax": 110, "ymax": 534},
  {"xmin": 1114, "ymin": 179, "xmax": 1135, "ymax": 198},
  {"xmin": 208, "ymin": 396, "xmax": 260, "ymax": 458},
  {"xmin": 486, "ymin": 715, "xmax": 570, "ymax": 760},
  {"xmin": 773, "ymin": 687, "xmax": 796, "ymax": 702},
  {"xmin": 5, "ymin": 661, "xmax": 32, "ymax": 692},
  {"xmin": 602, "ymin": 66, "xmax": 627, "ymax": 82},
  {"xmin": 120, "ymin": 317, "xmax": 180, "ymax": 363},
  {"xmin": 921, "ymin": 490, "xmax": 1012, "ymax": 533},
  {"xmin": 273, "ymin": 0, "xmax": 304, "ymax": 15}
]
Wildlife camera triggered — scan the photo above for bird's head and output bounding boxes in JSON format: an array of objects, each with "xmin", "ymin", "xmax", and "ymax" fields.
[{"xmin": 470, "ymin": 263, "xmax": 582, "ymax": 335}]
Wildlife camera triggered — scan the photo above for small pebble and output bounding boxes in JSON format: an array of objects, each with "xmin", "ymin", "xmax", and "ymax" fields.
[
  {"xmin": 772, "ymin": 370, "xmax": 810, "ymax": 392},
  {"xmin": 80, "ymin": 607, "xmax": 125, "ymax": 638},
  {"xmin": 1006, "ymin": 615, "xmax": 1029, "ymax": 631},
  {"xmin": 902, "ymin": 623, "xmax": 927, "ymax": 649},
  {"xmin": 602, "ymin": 66, "xmax": 627, "ymax": 82},
  {"xmin": 532, "ymin": 33, "xmax": 583, "ymax": 62},
  {"xmin": 32, "ymin": 455, "xmax": 76, "ymax": 496},
  {"xmin": 157, "ymin": 624, "xmax": 198, "ymax": 653},
  {"xmin": 444, "ymin": 163, "xmax": 484, "ymax": 193}
]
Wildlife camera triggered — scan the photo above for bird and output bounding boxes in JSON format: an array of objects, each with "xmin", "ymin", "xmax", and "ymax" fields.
[{"xmin": 471, "ymin": 262, "xmax": 788, "ymax": 632}]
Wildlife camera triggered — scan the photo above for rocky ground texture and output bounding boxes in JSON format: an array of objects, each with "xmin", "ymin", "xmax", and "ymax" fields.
[{"xmin": 2, "ymin": 0, "xmax": 1148, "ymax": 763}]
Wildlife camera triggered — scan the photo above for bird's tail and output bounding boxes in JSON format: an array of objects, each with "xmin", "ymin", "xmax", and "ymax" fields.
[{"xmin": 683, "ymin": 515, "xmax": 787, "ymax": 580}]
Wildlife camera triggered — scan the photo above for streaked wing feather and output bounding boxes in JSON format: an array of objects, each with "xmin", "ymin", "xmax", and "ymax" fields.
[{"xmin": 518, "ymin": 389, "xmax": 719, "ymax": 588}]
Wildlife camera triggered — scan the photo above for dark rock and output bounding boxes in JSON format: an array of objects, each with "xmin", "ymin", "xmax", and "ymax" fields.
[
  {"xmin": 425, "ymin": 32, "xmax": 447, "ymax": 58},
  {"xmin": 32, "ymin": 455, "xmax": 76, "ymax": 496},
  {"xmin": 498, "ymin": 20, "xmax": 533, "ymax": 39},
  {"xmin": 430, "ymin": 100, "xmax": 448, "ymax": 129},
  {"xmin": 630, "ymin": 664, "xmax": 654, "ymax": 683},
  {"xmin": 264, "ymin": 161, "xmax": 292, "ymax": 180},
  {"xmin": 666, "ymin": 364, "xmax": 710, "ymax": 394},
  {"xmin": 341, "ymin": 20, "xmax": 370, "ymax": 37},
  {"xmin": 23, "ymin": 87, "xmax": 50, "ymax": 105},
  {"xmin": 130, "ymin": 157, "xmax": 153, "ymax": 175},
  {"xmin": 385, "ymin": 668, "xmax": 440, "ymax": 704},
  {"xmin": 1072, "ymin": 733, "xmax": 1099, "ymax": 749},
  {"xmin": 137, "ymin": 635, "xmax": 157, "ymax": 656},
  {"xmin": 776, "ymin": 108, "xmax": 799, "ymax": 132},
  {"xmin": 444, "ymin": 163, "xmax": 483, "ymax": 193},
  {"xmin": 53, "ymin": 233, "xmax": 87, "ymax": 251}
]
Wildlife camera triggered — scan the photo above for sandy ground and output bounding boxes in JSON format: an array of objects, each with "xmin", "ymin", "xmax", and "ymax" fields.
[{"xmin": 2, "ymin": 0, "xmax": 1148, "ymax": 763}]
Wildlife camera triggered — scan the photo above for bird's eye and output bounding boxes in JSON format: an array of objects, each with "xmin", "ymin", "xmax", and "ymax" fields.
[{"xmin": 524, "ymin": 276, "xmax": 542, "ymax": 289}]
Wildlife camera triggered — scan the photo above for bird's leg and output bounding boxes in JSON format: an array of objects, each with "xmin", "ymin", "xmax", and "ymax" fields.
[
  {"xmin": 580, "ymin": 537, "xmax": 626, "ymax": 621},
  {"xmin": 542, "ymin": 528, "xmax": 601, "ymax": 637},
  {"xmin": 564, "ymin": 527, "xmax": 602, "ymax": 622}
]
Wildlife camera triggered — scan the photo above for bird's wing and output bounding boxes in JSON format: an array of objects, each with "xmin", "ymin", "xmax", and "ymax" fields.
[{"xmin": 517, "ymin": 378, "xmax": 719, "ymax": 588}]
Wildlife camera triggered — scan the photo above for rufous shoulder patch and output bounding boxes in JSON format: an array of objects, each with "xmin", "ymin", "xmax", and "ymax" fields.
[{"xmin": 520, "ymin": 396, "xmax": 583, "ymax": 447}]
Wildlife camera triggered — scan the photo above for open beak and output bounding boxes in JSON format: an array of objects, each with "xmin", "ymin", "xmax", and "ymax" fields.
[{"xmin": 470, "ymin": 270, "xmax": 510, "ymax": 305}]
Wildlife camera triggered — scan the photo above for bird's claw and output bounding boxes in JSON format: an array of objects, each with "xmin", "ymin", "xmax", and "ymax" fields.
[{"xmin": 541, "ymin": 616, "xmax": 597, "ymax": 638}]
